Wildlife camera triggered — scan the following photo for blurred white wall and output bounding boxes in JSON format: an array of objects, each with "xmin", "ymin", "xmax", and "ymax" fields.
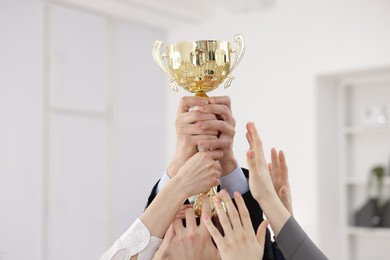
[
  {"xmin": 0, "ymin": 1, "xmax": 44, "ymax": 259},
  {"xmin": 1, "ymin": 0, "xmax": 166, "ymax": 259},
  {"xmin": 1, "ymin": 0, "xmax": 390, "ymax": 259}
]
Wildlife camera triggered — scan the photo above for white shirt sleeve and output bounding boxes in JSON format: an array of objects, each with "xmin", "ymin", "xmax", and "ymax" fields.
[
  {"xmin": 156, "ymin": 171, "xmax": 171, "ymax": 193},
  {"xmin": 156, "ymin": 165, "xmax": 249, "ymax": 198},
  {"xmin": 100, "ymin": 218, "xmax": 162, "ymax": 260}
]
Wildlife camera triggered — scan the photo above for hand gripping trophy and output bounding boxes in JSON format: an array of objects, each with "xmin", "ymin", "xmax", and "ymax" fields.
[{"xmin": 152, "ymin": 34, "xmax": 245, "ymax": 216}]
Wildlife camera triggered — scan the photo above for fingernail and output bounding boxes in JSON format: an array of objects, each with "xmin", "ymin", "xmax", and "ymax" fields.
[
  {"xmin": 220, "ymin": 190, "xmax": 228, "ymax": 197},
  {"xmin": 247, "ymin": 150, "xmax": 255, "ymax": 159},
  {"xmin": 214, "ymin": 196, "xmax": 221, "ymax": 203},
  {"xmin": 234, "ymin": 191, "xmax": 241, "ymax": 198}
]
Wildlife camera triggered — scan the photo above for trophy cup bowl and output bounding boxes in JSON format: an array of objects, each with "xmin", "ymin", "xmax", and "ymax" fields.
[
  {"xmin": 152, "ymin": 34, "xmax": 245, "ymax": 217},
  {"xmin": 152, "ymin": 34, "xmax": 245, "ymax": 97}
]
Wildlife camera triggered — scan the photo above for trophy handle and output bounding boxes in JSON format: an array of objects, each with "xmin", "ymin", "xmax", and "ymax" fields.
[
  {"xmin": 224, "ymin": 33, "xmax": 246, "ymax": 88},
  {"xmin": 152, "ymin": 40, "xmax": 178, "ymax": 92}
]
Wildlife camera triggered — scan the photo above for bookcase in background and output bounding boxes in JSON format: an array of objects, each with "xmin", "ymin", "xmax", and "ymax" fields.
[{"xmin": 317, "ymin": 67, "xmax": 390, "ymax": 260}]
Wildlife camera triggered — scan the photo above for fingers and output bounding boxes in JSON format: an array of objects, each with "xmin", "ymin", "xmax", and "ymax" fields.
[
  {"xmin": 198, "ymin": 102, "xmax": 235, "ymax": 126},
  {"xmin": 213, "ymin": 193, "xmax": 233, "ymax": 236},
  {"xmin": 176, "ymin": 204, "xmax": 194, "ymax": 219},
  {"xmin": 233, "ymin": 191, "xmax": 253, "ymax": 232},
  {"xmin": 246, "ymin": 122, "xmax": 270, "ymax": 172},
  {"xmin": 195, "ymin": 119, "xmax": 234, "ymax": 135},
  {"xmin": 219, "ymin": 190, "xmax": 242, "ymax": 229},
  {"xmin": 256, "ymin": 219, "xmax": 269, "ymax": 247},
  {"xmin": 268, "ymin": 162, "xmax": 273, "ymax": 178},
  {"xmin": 164, "ymin": 223, "xmax": 176, "ymax": 240},
  {"xmin": 203, "ymin": 211, "xmax": 224, "ymax": 247},
  {"xmin": 173, "ymin": 218, "xmax": 183, "ymax": 234},
  {"xmin": 178, "ymin": 122, "xmax": 219, "ymax": 136},
  {"xmin": 200, "ymin": 195, "xmax": 212, "ymax": 228},
  {"xmin": 278, "ymin": 186, "xmax": 288, "ymax": 206},
  {"xmin": 185, "ymin": 208, "xmax": 197, "ymax": 231},
  {"xmin": 201, "ymin": 149, "xmax": 224, "ymax": 161},
  {"xmin": 245, "ymin": 127, "xmax": 257, "ymax": 172},
  {"xmin": 246, "ymin": 122, "xmax": 266, "ymax": 160},
  {"xmin": 207, "ymin": 96, "xmax": 232, "ymax": 111},
  {"xmin": 198, "ymin": 138, "xmax": 232, "ymax": 151},
  {"xmin": 246, "ymin": 129, "xmax": 253, "ymax": 149},
  {"xmin": 271, "ymin": 148, "xmax": 280, "ymax": 179},
  {"xmin": 279, "ymin": 186, "xmax": 293, "ymax": 215},
  {"xmin": 178, "ymin": 96, "xmax": 209, "ymax": 113},
  {"xmin": 279, "ymin": 150, "xmax": 289, "ymax": 180},
  {"xmin": 176, "ymin": 112, "xmax": 219, "ymax": 136},
  {"xmin": 246, "ymin": 149, "xmax": 257, "ymax": 173}
]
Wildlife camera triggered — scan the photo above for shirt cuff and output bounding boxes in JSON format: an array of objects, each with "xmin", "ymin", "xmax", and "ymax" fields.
[
  {"xmin": 100, "ymin": 218, "xmax": 162, "ymax": 260},
  {"xmin": 138, "ymin": 236, "xmax": 163, "ymax": 260},
  {"xmin": 220, "ymin": 165, "xmax": 249, "ymax": 198},
  {"xmin": 156, "ymin": 171, "xmax": 171, "ymax": 193}
]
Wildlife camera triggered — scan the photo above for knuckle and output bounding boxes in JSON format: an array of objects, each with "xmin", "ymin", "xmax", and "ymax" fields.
[
  {"xmin": 240, "ymin": 233, "xmax": 247, "ymax": 242},
  {"xmin": 228, "ymin": 128, "xmax": 235, "ymax": 138},
  {"xmin": 229, "ymin": 210, "xmax": 239, "ymax": 219},
  {"xmin": 225, "ymin": 96, "xmax": 231, "ymax": 104},
  {"xmin": 231, "ymin": 118, "xmax": 236, "ymax": 127},
  {"xmin": 240, "ymin": 210, "xmax": 249, "ymax": 219}
]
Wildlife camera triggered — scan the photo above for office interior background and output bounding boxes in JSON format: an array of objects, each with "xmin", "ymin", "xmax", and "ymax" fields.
[{"xmin": 1, "ymin": 0, "xmax": 390, "ymax": 259}]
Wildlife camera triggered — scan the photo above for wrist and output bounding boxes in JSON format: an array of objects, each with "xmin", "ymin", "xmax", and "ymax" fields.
[
  {"xmin": 260, "ymin": 195, "xmax": 291, "ymax": 236},
  {"xmin": 253, "ymin": 186, "xmax": 277, "ymax": 206},
  {"xmin": 219, "ymin": 155, "xmax": 237, "ymax": 176},
  {"xmin": 168, "ymin": 146, "xmax": 197, "ymax": 178},
  {"xmin": 168, "ymin": 175, "xmax": 191, "ymax": 201},
  {"xmin": 167, "ymin": 154, "xmax": 187, "ymax": 178}
]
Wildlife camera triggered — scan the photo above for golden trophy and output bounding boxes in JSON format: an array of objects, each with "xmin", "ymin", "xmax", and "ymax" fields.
[{"xmin": 152, "ymin": 34, "xmax": 245, "ymax": 216}]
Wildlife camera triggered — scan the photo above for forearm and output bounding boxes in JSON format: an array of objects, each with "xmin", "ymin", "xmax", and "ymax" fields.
[
  {"xmin": 255, "ymin": 191, "xmax": 291, "ymax": 236},
  {"xmin": 140, "ymin": 178, "xmax": 187, "ymax": 238},
  {"xmin": 275, "ymin": 217, "xmax": 328, "ymax": 260}
]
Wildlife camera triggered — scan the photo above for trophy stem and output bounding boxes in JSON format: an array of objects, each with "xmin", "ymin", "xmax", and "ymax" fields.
[
  {"xmin": 195, "ymin": 91, "xmax": 208, "ymax": 98},
  {"xmin": 192, "ymin": 90, "xmax": 225, "ymax": 217}
]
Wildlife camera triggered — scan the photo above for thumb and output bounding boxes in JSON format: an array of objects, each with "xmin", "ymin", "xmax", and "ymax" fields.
[{"xmin": 256, "ymin": 219, "xmax": 269, "ymax": 246}]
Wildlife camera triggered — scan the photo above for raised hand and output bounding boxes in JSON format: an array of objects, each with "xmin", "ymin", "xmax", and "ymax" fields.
[
  {"xmin": 140, "ymin": 149, "xmax": 223, "ymax": 240},
  {"xmin": 269, "ymin": 148, "xmax": 293, "ymax": 215},
  {"xmin": 154, "ymin": 199, "xmax": 220, "ymax": 260},
  {"xmin": 245, "ymin": 122, "xmax": 291, "ymax": 236},
  {"xmin": 203, "ymin": 190, "xmax": 268, "ymax": 260},
  {"xmin": 245, "ymin": 122, "xmax": 276, "ymax": 203}
]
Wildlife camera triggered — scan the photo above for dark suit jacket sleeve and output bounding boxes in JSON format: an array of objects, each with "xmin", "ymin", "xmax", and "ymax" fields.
[{"xmin": 144, "ymin": 168, "xmax": 285, "ymax": 260}]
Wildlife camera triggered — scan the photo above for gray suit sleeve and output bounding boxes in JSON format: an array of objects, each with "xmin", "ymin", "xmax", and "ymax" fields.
[{"xmin": 275, "ymin": 216, "xmax": 328, "ymax": 260}]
